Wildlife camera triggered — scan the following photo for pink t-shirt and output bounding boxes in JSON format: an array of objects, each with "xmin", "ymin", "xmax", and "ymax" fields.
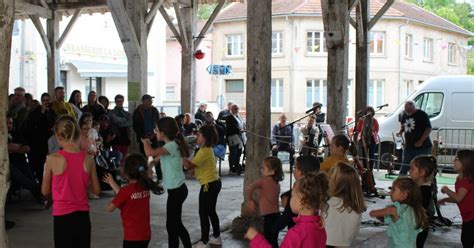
[
  {"xmin": 250, "ymin": 215, "xmax": 327, "ymax": 248},
  {"xmin": 246, "ymin": 177, "xmax": 280, "ymax": 215},
  {"xmin": 52, "ymin": 150, "xmax": 91, "ymax": 216},
  {"xmin": 455, "ymin": 177, "xmax": 474, "ymax": 222}
]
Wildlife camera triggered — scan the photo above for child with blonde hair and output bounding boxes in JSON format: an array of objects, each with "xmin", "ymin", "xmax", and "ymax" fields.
[
  {"xmin": 370, "ymin": 178, "xmax": 428, "ymax": 248},
  {"xmin": 326, "ymin": 162, "xmax": 366, "ymax": 247},
  {"xmin": 246, "ymin": 172, "xmax": 329, "ymax": 248},
  {"xmin": 42, "ymin": 115, "xmax": 101, "ymax": 248}
]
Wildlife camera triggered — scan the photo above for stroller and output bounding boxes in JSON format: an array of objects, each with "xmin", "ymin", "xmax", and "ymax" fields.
[{"xmin": 95, "ymin": 148, "xmax": 122, "ymax": 190}]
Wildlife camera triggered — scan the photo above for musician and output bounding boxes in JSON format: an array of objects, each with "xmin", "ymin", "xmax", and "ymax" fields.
[
  {"xmin": 312, "ymin": 102, "xmax": 325, "ymax": 146},
  {"xmin": 397, "ymin": 100, "xmax": 432, "ymax": 176},
  {"xmin": 356, "ymin": 106, "xmax": 379, "ymax": 171},
  {"xmin": 271, "ymin": 114, "xmax": 295, "ymax": 167},
  {"xmin": 299, "ymin": 116, "xmax": 319, "ymax": 156}
]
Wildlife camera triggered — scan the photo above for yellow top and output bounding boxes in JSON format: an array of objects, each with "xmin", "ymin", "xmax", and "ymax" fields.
[
  {"xmin": 192, "ymin": 147, "xmax": 219, "ymax": 186},
  {"xmin": 320, "ymin": 155, "xmax": 350, "ymax": 172}
]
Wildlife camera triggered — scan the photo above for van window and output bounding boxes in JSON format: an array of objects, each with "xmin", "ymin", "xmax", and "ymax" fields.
[{"xmin": 414, "ymin": 92, "xmax": 443, "ymax": 118}]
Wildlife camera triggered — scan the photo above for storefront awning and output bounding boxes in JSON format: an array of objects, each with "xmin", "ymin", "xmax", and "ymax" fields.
[{"xmin": 68, "ymin": 60, "xmax": 127, "ymax": 78}]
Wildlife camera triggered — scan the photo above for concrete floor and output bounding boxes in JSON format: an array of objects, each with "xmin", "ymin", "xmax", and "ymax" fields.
[{"xmin": 6, "ymin": 162, "xmax": 463, "ymax": 248}]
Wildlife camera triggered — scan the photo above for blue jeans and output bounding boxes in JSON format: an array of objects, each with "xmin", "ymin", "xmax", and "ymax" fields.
[{"xmin": 399, "ymin": 147, "xmax": 432, "ymax": 176}]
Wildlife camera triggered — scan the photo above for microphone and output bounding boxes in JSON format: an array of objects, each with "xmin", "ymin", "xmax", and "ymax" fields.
[
  {"xmin": 305, "ymin": 106, "xmax": 318, "ymax": 114},
  {"xmin": 377, "ymin": 104, "xmax": 389, "ymax": 109}
]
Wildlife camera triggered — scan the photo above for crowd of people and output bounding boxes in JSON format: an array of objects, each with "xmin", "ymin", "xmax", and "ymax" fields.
[{"xmin": 5, "ymin": 86, "xmax": 474, "ymax": 248}]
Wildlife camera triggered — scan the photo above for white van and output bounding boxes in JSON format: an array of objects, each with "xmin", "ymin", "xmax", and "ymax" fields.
[{"xmin": 377, "ymin": 75, "xmax": 474, "ymax": 169}]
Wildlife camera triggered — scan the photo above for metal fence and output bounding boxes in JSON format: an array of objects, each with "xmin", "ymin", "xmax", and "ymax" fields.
[{"xmin": 435, "ymin": 128, "xmax": 474, "ymax": 170}]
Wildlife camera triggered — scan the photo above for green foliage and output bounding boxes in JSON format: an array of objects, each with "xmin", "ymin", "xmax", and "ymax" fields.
[
  {"xmin": 408, "ymin": 0, "xmax": 474, "ymax": 74},
  {"xmin": 469, "ymin": 53, "xmax": 474, "ymax": 75},
  {"xmin": 197, "ymin": 4, "xmax": 218, "ymax": 20},
  {"xmin": 408, "ymin": 0, "xmax": 474, "ymax": 32}
]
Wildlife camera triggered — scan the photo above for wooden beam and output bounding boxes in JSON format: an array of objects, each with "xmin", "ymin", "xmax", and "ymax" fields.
[
  {"xmin": 243, "ymin": 0, "xmax": 272, "ymax": 215},
  {"xmin": 349, "ymin": 17, "xmax": 356, "ymax": 28},
  {"xmin": 29, "ymin": 14, "xmax": 52, "ymax": 57},
  {"xmin": 39, "ymin": 0, "xmax": 49, "ymax": 9},
  {"xmin": 0, "ymin": 0, "xmax": 15, "ymax": 243},
  {"xmin": 145, "ymin": 0, "xmax": 164, "ymax": 24},
  {"xmin": 349, "ymin": 0, "xmax": 359, "ymax": 11},
  {"xmin": 56, "ymin": 8, "xmax": 82, "ymax": 49},
  {"xmin": 147, "ymin": 14, "xmax": 156, "ymax": 36},
  {"xmin": 194, "ymin": 0, "xmax": 225, "ymax": 48},
  {"xmin": 47, "ymin": 11, "xmax": 60, "ymax": 96},
  {"xmin": 355, "ymin": 0, "xmax": 369, "ymax": 118},
  {"xmin": 368, "ymin": 0, "xmax": 394, "ymax": 30},
  {"xmin": 321, "ymin": 0, "xmax": 350, "ymax": 132},
  {"xmin": 174, "ymin": 2, "xmax": 189, "ymax": 49},
  {"xmin": 159, "ymin": 6, "xmax": 183, "ymax": 45},
  {"xmin": 107, "ymin": 0, "xmax": 141, "ymax": 58},
  {"xmin": 15, "ymin": 1, "xmax": 52, "ymax": 19}
]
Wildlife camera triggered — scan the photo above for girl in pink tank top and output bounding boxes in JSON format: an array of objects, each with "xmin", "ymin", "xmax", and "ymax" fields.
[{"xmin": 42, "ymin": 115, "xmax": 100, "ymax": 248}]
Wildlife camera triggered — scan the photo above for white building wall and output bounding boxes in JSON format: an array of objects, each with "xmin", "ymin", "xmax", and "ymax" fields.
[{"xmin": 212, "ymin": 16, "xmax": 470, "ymax": 123}]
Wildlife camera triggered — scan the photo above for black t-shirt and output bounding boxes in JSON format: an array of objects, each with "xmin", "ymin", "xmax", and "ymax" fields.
[{"xmin": 400, "ymin": 110, "xmax": 432, "ymax": 149}]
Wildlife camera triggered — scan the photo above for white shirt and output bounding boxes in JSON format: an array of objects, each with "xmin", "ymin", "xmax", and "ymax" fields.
[{"xmin": 325, "ymin": 197, "xmax": 362, "ymax": 246}]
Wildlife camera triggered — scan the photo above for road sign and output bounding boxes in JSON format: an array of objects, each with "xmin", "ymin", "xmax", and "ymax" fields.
[{"xmin": 207, "ymin": 64, "xmax": 232, "ymax": 75}]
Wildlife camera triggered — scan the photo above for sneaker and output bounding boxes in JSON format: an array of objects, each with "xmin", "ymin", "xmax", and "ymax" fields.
[
  {"xmin": 192, "ymin": 241, "xmax": 209, "ymax": 248},
  {"xmin": 208, "ymin": 236, "xmax": 222, "ymax": 245}
]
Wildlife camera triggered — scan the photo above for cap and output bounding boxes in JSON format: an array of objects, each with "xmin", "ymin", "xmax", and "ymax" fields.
[
  {"xmin": 313, "ymin": 102, "xmax": 323, "ymax": 108},
  {"xmin": 142, "ymin": 94, "xmax": 155, "ymax": 101}
]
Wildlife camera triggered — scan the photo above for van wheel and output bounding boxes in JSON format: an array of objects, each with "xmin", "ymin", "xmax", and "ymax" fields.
[{"xmin": 379, "ymin": 142, "xmax": 401, "ymax": 171}]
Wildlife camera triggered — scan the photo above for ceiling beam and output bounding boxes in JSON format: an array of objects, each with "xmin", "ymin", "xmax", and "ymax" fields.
[
  {"xmin": 368, "ymin": 0, "xmax": 394, "ymax": 30},
  {"xmin": 145, "ymin": 0, "xmax": 164, "ymax": 24},
  {"xmin": 173, "ymin": 2, "xmax": 189, "ymax": 49},
  {"xmin": 159, "ymin": 6, "xmax": 183, "ymax": 45},
  {"xmin": 16, "ymin": 1, "xmax": 52, "ymax": 19},
  {"xmin": 194, "ymin": 0, "xmax": 225, "ymax": 48},
  {"xmin": 29, "ymin": 14, "xmax": 52, "ymax": 57},
  {"xmin": 56, "ymin": 8, "xmax": 82, "ymax": 49}
]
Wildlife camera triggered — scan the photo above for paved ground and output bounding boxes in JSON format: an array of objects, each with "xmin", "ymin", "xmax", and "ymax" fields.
[{"xmin": 6, "ymin": 161, "xmax": 463, "ymax": 248}]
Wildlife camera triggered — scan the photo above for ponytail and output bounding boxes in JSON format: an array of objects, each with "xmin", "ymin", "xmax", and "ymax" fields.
[
  {"xmin": 174, "ymin": 132, "xmax": 190, "ymax": 158},
  {"xmin": 124, "ymin": 153, "xmax": 155, "ymax": 191},
  {"xmin": 157, "ymin": 117, "xmax": 190, "ymax": 158}
]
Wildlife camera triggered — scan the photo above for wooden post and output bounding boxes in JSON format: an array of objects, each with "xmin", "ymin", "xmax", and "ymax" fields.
[
  {"xmin": 243, "ymin": 0, "xmax": 272, "ymax": 211},
  {"xmin": 178, "ymin": 1, "xmax": 197, "ymax": 114},
  {"xmin": 47, "ymin": 11, "xmax": 60, "ymax": 96},
  {"xmin": 107, "ymin": 0, "xmax": 148, "ymax": 99},
  {"xmin": 355, "ymin": 0, "xmax": 369, "ymax": 117},
  {"xmin": 0, "ymin": 0, "xmax": 15, "ymax": 246},
  {"xmin": 321, "ymin": 0, "xmax": 350, "ymax": 132}
]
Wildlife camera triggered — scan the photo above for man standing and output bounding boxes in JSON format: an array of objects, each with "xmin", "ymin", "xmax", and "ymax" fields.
[
  {"xmin": 226, "ymin": 104, "xmax": 245, "ymax": 174},
  {"xmin": 51, "ymin": 86, "xmax": 76, "ymax": 120},
  {"xmin": 397, "ymin": 100, "xmax": 432, "ymax": 175},
  {"xmin": 194, "ymin": 101, "xmax": 207, "ymax": 124},
  {"xmin": 24, "ymin": 93, "xmax": 55, "ymax": 185},
  {"xmin": 133, "ymin": 94, "xmax": 160, "ymax": 156},
  {"xmin": 217, "ymin": 101, "xmax": 234, "ymax": 122},
  {"xmin": 271, "ymin": 114, "xmax": 295, "ymax": 167},
  {"xmin": 8, "ymin": 87, "xmax": 29, "ymax": 137},
  {"xmin": 109, "ymin": 94, "xmax": 132, "ymax": 162}
]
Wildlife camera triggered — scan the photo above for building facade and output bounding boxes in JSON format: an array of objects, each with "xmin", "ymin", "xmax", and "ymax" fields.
[{"xmin": 212, "ymin": 0, "xmax": 472, "ymax": 122}]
